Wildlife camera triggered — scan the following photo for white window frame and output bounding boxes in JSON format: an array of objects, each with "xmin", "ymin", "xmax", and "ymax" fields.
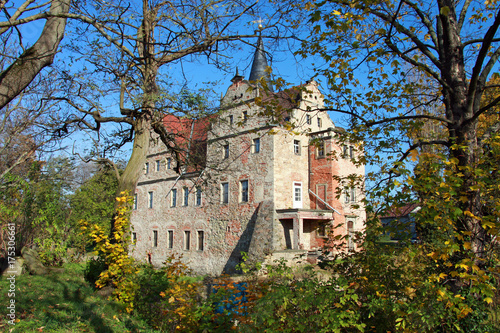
[
  {"xmin": 293, "ymin": 140, "xmax": 301, "ymax": 155},
  {"xmin": 293, "ymin": 182, "xmax": 303, "ymax": 209}
]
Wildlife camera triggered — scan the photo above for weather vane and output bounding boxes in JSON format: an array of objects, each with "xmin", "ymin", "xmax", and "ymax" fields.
[{"xmin": 252, "ymin": 18, "xmax": 264, "ymax": 31}]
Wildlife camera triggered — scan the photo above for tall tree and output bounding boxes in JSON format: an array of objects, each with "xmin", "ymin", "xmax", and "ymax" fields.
[
  {"xmin": 58, "ymin": 0, "xmax": 289, "ymax": 197},
  {"xmin": 301, "ymin": 0, "xmax": 500, "ymax": 264}
]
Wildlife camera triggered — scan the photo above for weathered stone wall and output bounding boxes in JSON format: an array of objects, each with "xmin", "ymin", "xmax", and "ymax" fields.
[{"xmin": 130, "ymin": 79, "xmax": 366, "ymax": 275}]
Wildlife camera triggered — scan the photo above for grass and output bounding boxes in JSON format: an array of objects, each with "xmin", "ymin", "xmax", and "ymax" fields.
[{"xmin": 0, "ymin": 262, "xmax": 157, "ymax": 333}]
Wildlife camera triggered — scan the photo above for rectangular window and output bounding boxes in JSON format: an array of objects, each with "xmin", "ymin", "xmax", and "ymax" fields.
[
  {"xmin": 184, "ymin": 230, "xmax": 191, "ymax": 250},
  {"xmin": 317, "ymin": 141, "xmax": 325, "ymax": 158},
  {"xmin": 253, "ymin": 138, "xmax": 260, "ymax": 153},
  {"xmin": 148, "ymin": 191, "xmax": 154, "ymax": 209},
  {"xmin": 293, "ymin": 140, "xmax": 300, "ymax": 155},
  {"xmin": 183, "ymin": 187, "xmax": 189, "ymax": 206},
  {"xmin": 347, "ymin": 219, "xmax": 355, "ymax": 251},
  {"xmin": 343, "ymin": 145, "xmax": 348, "ymax": 158},
  {"xmin": 133, "ymin": 193, "xmax": 138, "ymax": 210},
  {"xmin": 229, "ymin": 115, "xmax": 234, "ymax": 125},
  {"xmin": 349, "ymin": 145, "xmax": 354, "ymax": 159},
  {"xmin": 167, "ymin": 158, "xmax": 172, "ymax": 169},
  {"xmin": 240, "ymin": 180, "xmax": 249, "ymax": 203},
  {"xmin": 293, "ymin": 182, "xmax": 303, "ymax": 209},
  {"xmin": 221, "ymin": 182, "xmax": 229, "ymax": 204},
  {"xmin": 171, "ymin": 188, "xmax": 177, "ymax": 207},
  {"xmin": 223, "ymin": 144, "xmax": 229, "ymax": 159},
  {"xmin": 156, "ymin": 160, "xmax": 160, "ymax": 171},
  {"xmin": 242, "ymin": 111, "xmax": 248, "ymax": 122},
  {"xmin": 345, "ymin": 187, "xmax": 356, "ymax": 203},
  {"xmin": 153, "ymin": 230, "xmax": 158, "ymax": 247},
  {"xmin": 167, "ymin": 230, "xmax": 174, "ymax": 249},
  {"xmin": 132, "ymin": 232, "xmax": 137, "ymax": 243},
  {"xmin": 145, "ymin": 162, "xmax": 149, "ymax": 174},
  {"xmin": 317, "ymin": 117, "xmax": 322, "ymax": 128},
  {"xmin": 195, "ymin": 187, "xmax": 202, "ymax": 206},
  {"xmin": 197, "ymin": 231, "xmax": 204, "ymax": 251},
  {"xmin": 306, "ymin": 114, "xmax": 311, "ymax": 125}
]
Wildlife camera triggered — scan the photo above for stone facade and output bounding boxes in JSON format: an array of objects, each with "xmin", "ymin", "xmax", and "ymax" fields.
[
  {"xmin": 130, "ymin": 38, "xmax": 365, "ymax": 275},
  {"xmin": 130, "ymin": 76, "xmax": 366, "ymax": 275}
]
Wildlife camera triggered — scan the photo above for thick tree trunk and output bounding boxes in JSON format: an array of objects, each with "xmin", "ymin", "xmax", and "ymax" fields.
[
  {"xmin": 117, "ymin": 116, "xmax": 151, "ymax": 196},
  {"xmin": 0, "ymin": 0, "xmax": 70, "ymax": 109}
]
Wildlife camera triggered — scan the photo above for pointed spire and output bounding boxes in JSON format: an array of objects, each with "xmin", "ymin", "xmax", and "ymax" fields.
[
  {"xmin": 249, "ymin": 34, "xmax": 273, "ymax": 91},
  {"xmin": 231, "ymin": 66, "xmax": 244, "ymax": 84}
]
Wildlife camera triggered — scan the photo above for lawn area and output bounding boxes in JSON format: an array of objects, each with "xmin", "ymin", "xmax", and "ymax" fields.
[{"xmin": 0, "ymin": 263, "xmax": 157, "ymax": 333}]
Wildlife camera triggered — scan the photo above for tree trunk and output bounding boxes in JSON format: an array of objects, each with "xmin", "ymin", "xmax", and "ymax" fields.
[
  {"xmin": 0, "ymin": 0, "xmax": 70, "ymax": 109},
  {"xmin": 117, "ymin": 116, "xmax": 151, "ymax": 196}
]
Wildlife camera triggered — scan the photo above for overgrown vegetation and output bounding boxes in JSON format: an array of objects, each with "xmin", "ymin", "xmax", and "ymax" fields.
[{"xmin": 0, "ymin": 263, "xmax": 154, "ymax": 333}]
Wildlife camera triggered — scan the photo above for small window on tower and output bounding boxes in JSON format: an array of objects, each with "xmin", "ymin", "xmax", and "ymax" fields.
[
  {"xmin": 293, "ymin": 140, "xmax": 301, "ymax": 155},
  {"xmin": 317, "ymin": 141, "xmax": 325, "ymax": 158}
]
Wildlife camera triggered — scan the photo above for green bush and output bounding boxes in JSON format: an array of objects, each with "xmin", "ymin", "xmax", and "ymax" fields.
[{"xmin": 84, "ymin": 256, "xmax": 107, "ymax": 288}]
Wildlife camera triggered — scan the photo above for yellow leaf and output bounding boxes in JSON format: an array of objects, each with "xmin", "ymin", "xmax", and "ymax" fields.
[
  {"xmin": 485, "ymin": 297, "xmax": 493, "ymax": 304},
  {"xmin": 332, "ymin": 10, "xmax": 341, "ymax": 15},
  {"xmin": 440, "ymin": 6, "xmax": 450, "ymax": 16},
  {"xmin": 463, "ymin": 242, "xmax": 471, "ymax": 250}
]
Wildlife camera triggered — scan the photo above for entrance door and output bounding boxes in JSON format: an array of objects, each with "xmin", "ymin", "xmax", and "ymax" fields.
[{"xmin": 293, "ymin": 182, "xmax": 303, "ymax": 208}]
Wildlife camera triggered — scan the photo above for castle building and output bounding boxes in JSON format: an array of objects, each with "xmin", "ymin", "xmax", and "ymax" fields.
[{"xmin": 130, "ymin": 38, "xmax": 365, "ymax": 275}]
